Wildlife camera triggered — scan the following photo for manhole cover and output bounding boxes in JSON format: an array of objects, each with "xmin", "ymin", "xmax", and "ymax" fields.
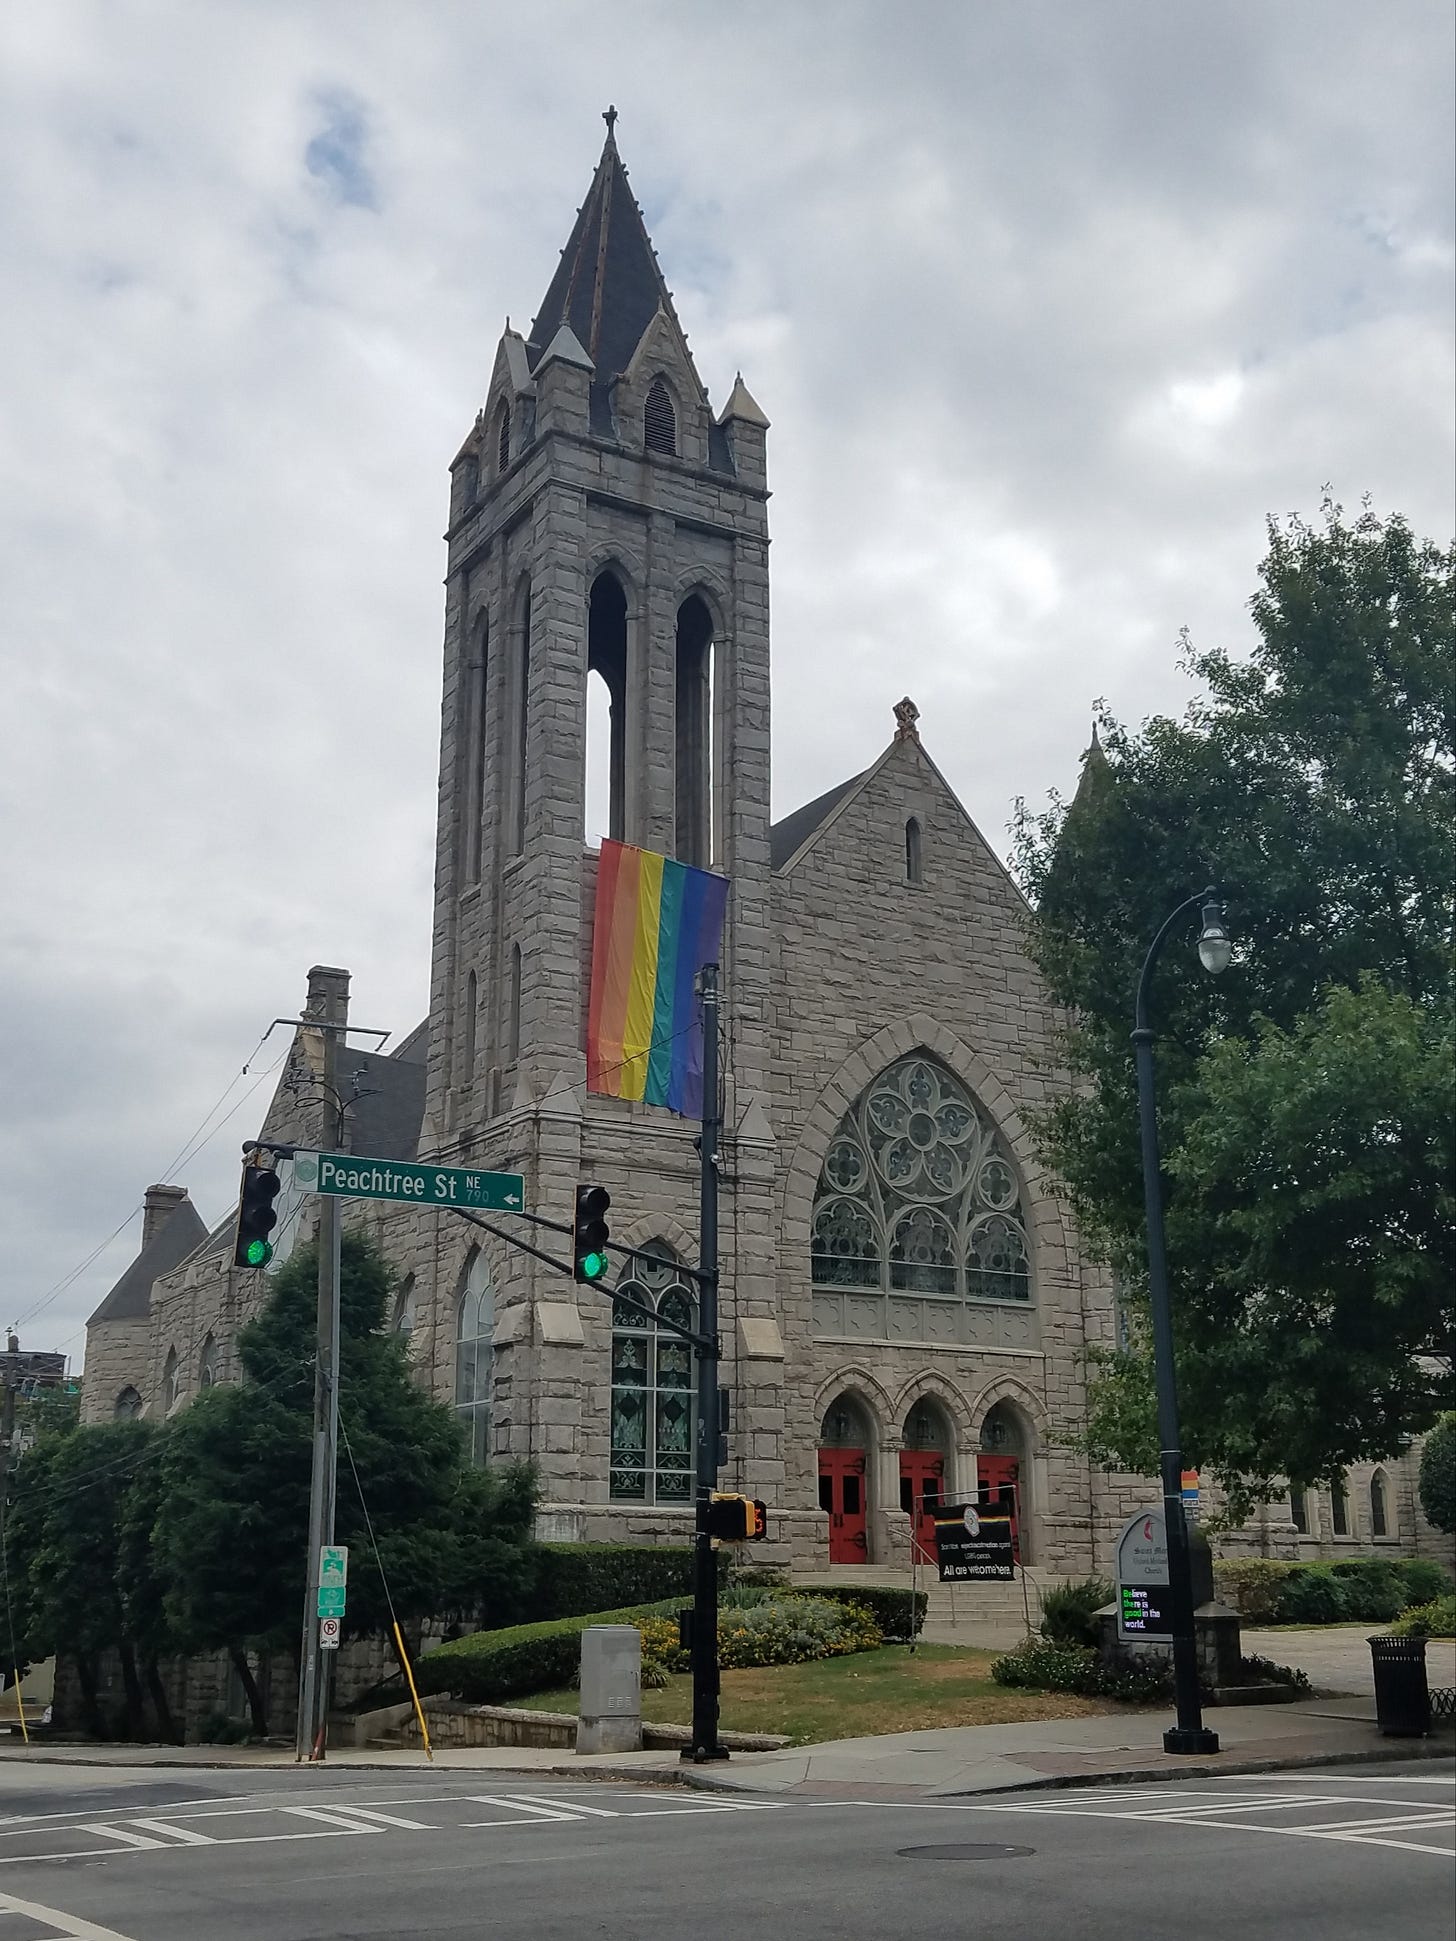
[{"xmin": 896, "ymin": 1843, "xmax": 1035, "ymax": 1861}]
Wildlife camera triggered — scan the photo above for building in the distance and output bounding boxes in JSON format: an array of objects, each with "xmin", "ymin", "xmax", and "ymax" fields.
[{"xmin": 81, "ymin": 124, "xmax": 1444, "ymax": 1579}]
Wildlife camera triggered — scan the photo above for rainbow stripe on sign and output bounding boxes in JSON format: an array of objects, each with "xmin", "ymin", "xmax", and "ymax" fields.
[{"xmin": 587, "ymin": 841, "xmax": 728, "ymax": 1119}]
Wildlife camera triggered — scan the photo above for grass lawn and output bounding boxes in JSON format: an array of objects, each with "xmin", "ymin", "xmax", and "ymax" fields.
[{"xmin": 520, "ymin": 1644, "xmax": 1126, "ymax": 1746}]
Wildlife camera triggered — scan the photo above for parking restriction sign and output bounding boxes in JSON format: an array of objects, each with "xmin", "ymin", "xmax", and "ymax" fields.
[{"xmin": 319, "ymin": 1617, "xmax": 341, "ymax": 1650}]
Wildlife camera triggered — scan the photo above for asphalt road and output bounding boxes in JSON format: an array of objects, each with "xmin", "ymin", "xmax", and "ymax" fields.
[{"xmin": 0, "ymin": 1759, "xmax": 1449, "ymax": 1940}]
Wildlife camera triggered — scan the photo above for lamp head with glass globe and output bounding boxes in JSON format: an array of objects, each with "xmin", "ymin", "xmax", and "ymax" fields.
[{"xmin": 1197, "ymin": 898, "xmax": 1232, "ymax": 975}]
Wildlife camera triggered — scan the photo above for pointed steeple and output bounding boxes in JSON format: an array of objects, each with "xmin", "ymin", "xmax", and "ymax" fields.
[{"xmin": 527, "ymin": 114, "xmax": 690, "ymax": 386}]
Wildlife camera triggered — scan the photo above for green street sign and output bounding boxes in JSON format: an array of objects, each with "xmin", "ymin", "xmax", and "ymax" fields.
[
  {"xmin": 317, "ymin": 1585, "xmax": 347, "ymax": 1620},
  {"xmin": 292, "ymin": 1151, "xmax": 525, "ymax": 1213},
  {"xmin": 318, "ymin": 1544, "xmax": 348, "ymax": 1620}
]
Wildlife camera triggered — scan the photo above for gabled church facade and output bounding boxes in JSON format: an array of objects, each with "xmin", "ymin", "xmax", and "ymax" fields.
[{"xmin": 83, "ymin": 127, "xmax": 1222, "ymax": 1578}]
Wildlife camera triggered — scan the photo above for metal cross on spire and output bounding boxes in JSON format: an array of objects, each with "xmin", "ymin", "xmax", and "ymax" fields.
[{"xmin": 603, "ymin": 104, "xmax": 618, "ymax": 138}]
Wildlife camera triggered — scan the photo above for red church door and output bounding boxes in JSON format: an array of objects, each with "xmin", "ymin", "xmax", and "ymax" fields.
[
  {"xmin": 818, "ymin": 1447, "xmax": 869, "ymax": 1563},
  {"xmin": 899, "ymin": 1450, "xmax": 945, "ymax": 1565},
  {"xmin": 978, "ymin": 1454, "xmax": 1022, "ymax": 1562}
]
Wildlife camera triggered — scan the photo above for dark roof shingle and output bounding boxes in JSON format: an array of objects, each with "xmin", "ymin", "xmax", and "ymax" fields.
[{"xmin": 89, "ymin": 1197, "xmax": 209, "ymax": 1326}]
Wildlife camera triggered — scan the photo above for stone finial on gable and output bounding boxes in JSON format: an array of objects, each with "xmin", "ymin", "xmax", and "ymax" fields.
[{"xmin": 893, "ymin": 696, "xmax": 921, "ymax": 743}]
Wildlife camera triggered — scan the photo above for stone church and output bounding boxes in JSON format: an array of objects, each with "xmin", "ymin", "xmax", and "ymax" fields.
[{"xmin": 82, "ymin": 125, "xmax": 1433, "ymax": 1578}]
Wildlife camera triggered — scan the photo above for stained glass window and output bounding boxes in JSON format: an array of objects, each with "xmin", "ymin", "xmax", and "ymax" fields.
[
  {"xmin": 610, "ymin": 1245, "xmax": 695, "ymax": 1504},
  {"xmin": 811, "ymin": 1054, "xmax": 1032, "ymax": 1341},
  {"xmin": 455, "ymin": 1252, "xmax": 494, "ymax": 1465}
]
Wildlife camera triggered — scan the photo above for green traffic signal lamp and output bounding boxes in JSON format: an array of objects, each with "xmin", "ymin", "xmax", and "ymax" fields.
[
  {"xmin": 235, "ymin": 1155, "xmax": 282, "ymax": 1270},
  {"xmin": 573, "ymin": 1184, "xmax": 611, "ymax": 1286}
]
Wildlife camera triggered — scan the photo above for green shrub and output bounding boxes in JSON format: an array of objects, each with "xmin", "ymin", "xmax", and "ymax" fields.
[
  {"xmin": 1328, "ymin": 1558, "xmax": 1407, "ymax": 1623},
  {"xmin": 1391, "ymin": 1595, "xmax": 1456, "ymax": 1639},
  {"xmin": 1213, "ymin": 1558, "xmax": 1294, "ymax": 1622},
  {"xmin": 640, "ymin": 1596, "xmax": 881, "ymax": 1673},
  {"xmin": 990, "ymin": 1636, "xmax": 1170, "ymax": 1703},
  {"xmin": 415, "ymin": 1598, "xmax": 689, "ymax": 1705},
  {"xmin": 1275, "ymin": 1566, "xmax": 1350, "ymax": 1625},
  {"xmin": 1394, "ymin": 1559, "xmax": 1453, "ymax": 1606},
  {"xmin": 1418, "ymin": 1413, "xmax": 1456, "ymax": 1536},
  {"xmin": 533, "ymin": 1544, "xmax": 724, "ymax": 1620},
  {"xmin": 1239, "ymin": 1654, "xmax": 1312, "ymax": 1694},
  {"xmin": 1040, "ymin": 1577, "xmax": 1113, "ymax": 1648},
  {"xmin": 796, "ymin": 1583, "xmax": 926, "ymax": 1641}
]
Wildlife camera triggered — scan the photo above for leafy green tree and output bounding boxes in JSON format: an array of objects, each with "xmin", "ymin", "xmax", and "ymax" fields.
[
  {"xmin": 152, "ymin": 1233, "xmax": 537, "ymax": 1731},
  {"xmin": 1014, "ymin": 501, "xmax": 1454, "ymax": 1513},
  {"xmin": 11, "ymin": 1421, "xmax": 160, "ymax": 1737},
  {"xmin": 1419, "ymin": 1414, "xmax": 1456, "ymax": 1537}
]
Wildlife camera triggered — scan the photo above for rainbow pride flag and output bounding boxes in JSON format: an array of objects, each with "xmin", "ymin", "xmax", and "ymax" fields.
[{"xmin": 587, "ymin": 841, "xmax": 729, "ymax": 1118}]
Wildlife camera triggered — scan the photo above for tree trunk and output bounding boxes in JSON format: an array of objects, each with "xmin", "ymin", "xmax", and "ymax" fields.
[
  {"xmin": 75, "ymin": 1654, "xmax": 108, "ymax": 1740},
  {"xmin": 229, "ymin": 1647, "xmax": 269, "ymax": 1737},
  {"xmin": 117, "ymin": 1643, "xmax": 147, "ymax": 1741},
  {"xmin": 144, "ymin": 1659, "xmax": 181, "ymax": 1745}
]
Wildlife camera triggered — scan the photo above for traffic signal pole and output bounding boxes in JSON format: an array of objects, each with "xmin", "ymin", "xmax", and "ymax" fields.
[
  {"xmin": 686, "ymin": 962, "xmax": 728, "ymax": 1763},
  {"xmin": 296, "ymin": 1018, "xmax": 343, "ymax": 1762}
]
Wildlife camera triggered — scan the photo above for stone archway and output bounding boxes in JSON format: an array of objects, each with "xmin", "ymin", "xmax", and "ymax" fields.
[
  {"xmin": 977, "ymin": 1397, "xmax": 1037, "ymax": 1563},
  {"xmin": 900, "ymin": 1395, "xmax": 955, "ymax": 1564}
]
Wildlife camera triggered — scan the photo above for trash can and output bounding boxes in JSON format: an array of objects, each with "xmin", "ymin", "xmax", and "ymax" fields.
[{"xmin": 1369, "ymin": 1634, "xmax": 1430, "ymax": 1737}]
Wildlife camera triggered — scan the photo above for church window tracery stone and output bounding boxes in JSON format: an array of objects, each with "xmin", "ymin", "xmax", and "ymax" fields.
[
  {"xmin": 610, "ymin": 1244, "xmax": 695, "ymax": 1503},
  {"xmin": 811, "ymin": 1054, "xmax": 1032, "ymax": 1344},
  {"xmin": 455, "ymin": 1252, "xmax": 494, "ymax": 1465}
]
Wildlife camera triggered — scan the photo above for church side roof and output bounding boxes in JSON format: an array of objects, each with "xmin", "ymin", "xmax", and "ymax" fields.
[
  {"xmin": 390, "ymin": 1018, "xmax": 430, "ymax": 1067},
  {"xmin": 770, "ymin": 773, "xmax": 868, "ymax": 871},
  {"xmin": 527, "ymin": 127, "xmax": 687, "ymax": 388},
  {"xmin": 88, "ymin": 1196, "xmax": 209, "ymax": 1326},
  {"xmin": 339, "ymin": 1045, "xmax": 427, "ymax": 1162}
]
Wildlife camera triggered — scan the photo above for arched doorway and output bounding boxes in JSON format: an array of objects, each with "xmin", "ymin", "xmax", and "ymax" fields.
[
  {"xmin": 978, "ymin": 1400, "xmax": 1032, "ymax": 1561},
  {"xmin": 900, "ymin": 1397, "xmax": 954, "ymax": 1565},
  {"xmin": 818, "ymin": 1393, "xmax": 874, "ymax": 1564}
]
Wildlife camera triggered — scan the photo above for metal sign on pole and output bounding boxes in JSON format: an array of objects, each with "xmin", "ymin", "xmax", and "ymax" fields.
[
  {"xmin": 292, "ymin": 1151, "xmax": 525, "ymax": 1212},
  {"xmin": 319, "ymin": 1618, "xmax": 341, "ymax": 1651},
  {"xmin": 930, "ymin": 1501, "xmax": 1017, "ymax": 1582}
]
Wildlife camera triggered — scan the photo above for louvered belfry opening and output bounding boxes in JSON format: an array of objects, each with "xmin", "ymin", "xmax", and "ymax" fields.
[
  {"xmin": 644, "ymin": 376, "xmax": 677, "ymax": 455},
  {"xmin": 496, "ymin": 401, "xmax": 511, "ymax": 474}
]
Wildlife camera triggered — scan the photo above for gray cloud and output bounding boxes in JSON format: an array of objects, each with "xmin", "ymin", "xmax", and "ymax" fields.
[{"xmin": 2, "ymin": 0, "xmax": 1451, "ymax": 1361}]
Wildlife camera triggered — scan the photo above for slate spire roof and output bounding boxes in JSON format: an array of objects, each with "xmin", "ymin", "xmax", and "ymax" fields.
[{"xmin": 527, "ymin": 120, "xmax": 689, "ymax": 385}]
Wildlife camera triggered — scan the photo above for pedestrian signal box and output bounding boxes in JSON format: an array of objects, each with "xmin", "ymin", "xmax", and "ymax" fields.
[{"xmin": 704, "ymin": 1493, "xmax": 768, "ymax": 1542}]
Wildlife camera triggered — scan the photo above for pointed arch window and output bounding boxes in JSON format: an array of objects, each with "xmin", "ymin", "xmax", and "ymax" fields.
[
  {"xmin": 462, "ymin": 970, "xmax": 478, "ymax": 1088},
  {"xmin": 392, "ymin": 1273, "xmax": 416, "ymax": 1342},
  {"xmin": 610, "ymin": 1245, "xmax": 695, "ymax": 1503},
  {"xmin": 810, "ymin": 1053, "xmax": 1032, "ymax": 1344},
  {"xmin": 198, "ymin": 1335, "xmax": 218, "ymax": 1389},
  {"xmin": 495, "ymin": 400, "xmax": 511, "ymax": 474},
  {"xmin": 455, "ymin": 1252, "xmax": 494, "ymax": 1465},
  {"xmin": 644, "ymin": 376, "xmax": 677, "ymax": 456},
  {"xmin": 1369, "ymin": 1471, "xmax": 1389, "ymax": 1538},
  {"xmin": 1331, "ymin": 1476, "xmax": 1350, "ymax": 1536},
  {"xmin": 1289, "ymin": 1484, "xmax": 1309, "ymax": 1534},
  {"xmin": 905, "ymin": 817, "xmax": 923, "ymax": 885},
  {"xmin": 506, "ymin": 943, "xmax": 522, "ymax": 1065},
  {"xmin": 462, "ymin": 617, "xmax": 489, "ymax": 884},
  {"xmin": 161, "ymin": 1346, "xmax": 179, "ymax": 1415},
  {"xmin": 114, "ymin": 1385, "xmax": 142, "ymax": 1421}
]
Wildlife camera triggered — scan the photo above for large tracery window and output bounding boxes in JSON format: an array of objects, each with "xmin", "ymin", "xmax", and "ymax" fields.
[
  {"xmin": 610, "ymin": 1245, "xmax": 695, "ymax": 1504},
  {"xmin": 455, "ymin": 1252, "xmax": 494, "ymax": 1466},
  {"xmin": 811, "ymin": 1054, "xmax": 1033, "ymax": 1346}
]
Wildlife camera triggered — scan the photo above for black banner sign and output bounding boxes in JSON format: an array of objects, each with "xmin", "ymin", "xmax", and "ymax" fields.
[{"xmin": 931, "ymin": 1501, "xmax": 1016, "ymax": 1582}]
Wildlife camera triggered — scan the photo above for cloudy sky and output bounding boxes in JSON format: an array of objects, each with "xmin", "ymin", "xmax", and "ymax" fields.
[{"xmin": 3, "ymin": 1, "xmax": 1452, "ymax": 1367}]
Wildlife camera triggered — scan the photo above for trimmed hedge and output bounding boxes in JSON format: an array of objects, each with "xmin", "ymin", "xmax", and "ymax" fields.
[
  {"xmin": 415, "ymin": 1598, "xmax": 689, "ymax": 1705},
  {"xmin": 1214, "ymin": 1554, "xmax": 1453, "ymax": 1626},
  {"xmin": 992, "ymin": 1637, "xmax": 1171, "ymax": 1703},
  {"xmin": 640, "ymin": 1595, "xmax": 882, "ymax": 1672},
  {"xmin": 797, "ymin": 1584, "xmax": 926, "ymax": 1642},
  {"xmin": 533, "ymin": 1543, "xmax": 726, "ymax": 1621}
]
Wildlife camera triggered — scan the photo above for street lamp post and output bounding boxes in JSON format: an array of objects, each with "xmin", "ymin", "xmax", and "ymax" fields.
[{"xmin": 1131, "ymin": 885, "xmax": 1230, "ymax": 1757}]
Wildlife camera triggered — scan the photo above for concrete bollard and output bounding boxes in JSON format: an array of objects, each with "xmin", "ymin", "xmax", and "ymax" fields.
[{"xmin": 576, "ymin": 1625, "xmax": 643, "ymax": 1755}]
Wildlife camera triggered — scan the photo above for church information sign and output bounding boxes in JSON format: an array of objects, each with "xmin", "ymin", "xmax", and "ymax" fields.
[
  {"xmin": 292, "ymin": 1150, "xmax": 524, "ymax": 1212},
  {"xmin": 1115, "ymin": 1508, "xmax": 1172, "ymax": 1640},
  {"xmin": 931, "ymin": 1502, "xmax": 1016, "ymax": 1582}
]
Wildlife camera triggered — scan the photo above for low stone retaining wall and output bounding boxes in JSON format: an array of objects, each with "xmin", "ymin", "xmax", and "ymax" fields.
[{"xmin": 365, "ymin": 1699, "xmax": 787, "ymax": 1755}]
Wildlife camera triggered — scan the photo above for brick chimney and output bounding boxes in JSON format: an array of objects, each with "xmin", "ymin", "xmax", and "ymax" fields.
[{"xmin": 142, "ymin": 1183, "xmax": 188, "ymax": 1249}]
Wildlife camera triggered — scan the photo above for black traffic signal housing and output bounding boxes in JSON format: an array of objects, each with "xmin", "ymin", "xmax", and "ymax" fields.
[
  {"xmin": 235, "ymin": 1153, "xmax": 282, "ymax": 1268},
  {"xmin": 573, "ymin": 1184, "xmax": 611, "ymax": 1285},
  {"xmin": 704, "ymin": 1493, "xmax": 768, "ymax": 1542}
]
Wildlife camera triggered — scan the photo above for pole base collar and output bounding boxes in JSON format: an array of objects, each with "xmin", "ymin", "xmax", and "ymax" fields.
[
  {"xmin": 1163, "ymin": 1726, "xmax": 1221, "ymax": 1755},
  {"xmin": 681, "ymin": 1744, "xmax": 731, "ymax": 1763}
]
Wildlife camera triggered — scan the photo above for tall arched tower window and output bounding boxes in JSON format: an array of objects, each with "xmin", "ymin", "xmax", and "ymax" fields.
[
  {"xmin": 506, "ymin": 943, "xmax": 522, "ymax": 1064},
  {"xmin": 512, "ymin": 583, "xmax": 531, "ymax": 854},
  {"xmin": 644, "ymin": 376, "xmax": 676, "ymax": 455},
  {"xmin": 1331, "ymin": 1476, "xmax": 1350, "ymax": 1536},
  {"xmin": 586, "ymin": 571, "xmax": 628, "ymax": 844},
  {"xmin": 161, "ymin": 1346, "xmax": 179, "ymax": 1415},
  {"xmin": 810, "ymin": 1053, "xmax": 1032, "ymax": 1344},
  {"xmin": 610, "ymin": 1245, "xmax": 695, "ymax": 1503},
  {"xmin": 455, "ymin": 1251, "xmax": 494, "ymax": 1465},
  {"xmin": 462, "ymin": 970, "xmax": 478, "ymax": 1086},
  {"xmin": 1369, "ymin": 1471, "xmax": 1389, "ymax": 1538},
  {"xmin": 905, "ymin": 817, "xmax": 923, "ymax": 885},
  {"xmin": 462, "ymin": 618, "xmax": 489, "ymax": 884},
  {"xmin": 495, "ymin": 399, "xmax": 511, "ymax": 474},
  {"xmin": 198, "ymin": 1335, "xmax": 218, "ymax": 1389},
  {"xmin": 114, "ymin": 1386, "xmax": 142, "ymax": 1421},
  {"xmin": 675, "ymin": 595, "xmax": 713, "ymax": 867}
]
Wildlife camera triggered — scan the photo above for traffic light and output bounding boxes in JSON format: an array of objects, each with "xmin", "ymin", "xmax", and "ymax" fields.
[
  {"xmin": 234, "ymin": 1154, "xmax": 282, "ymax": 1268},
  {"xmin": 704, "ymin": 1493, "xmax": 768, "ymax": 1542},
  {"xmin": 573, "ymin": 1184, "xmax": 611, "ymax": 1285}
]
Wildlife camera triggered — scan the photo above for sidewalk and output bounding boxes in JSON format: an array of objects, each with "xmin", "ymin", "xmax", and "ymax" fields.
[{"xmin": 3, "ymin": 1697, "xmax": 1450, "ymax": 1798}]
